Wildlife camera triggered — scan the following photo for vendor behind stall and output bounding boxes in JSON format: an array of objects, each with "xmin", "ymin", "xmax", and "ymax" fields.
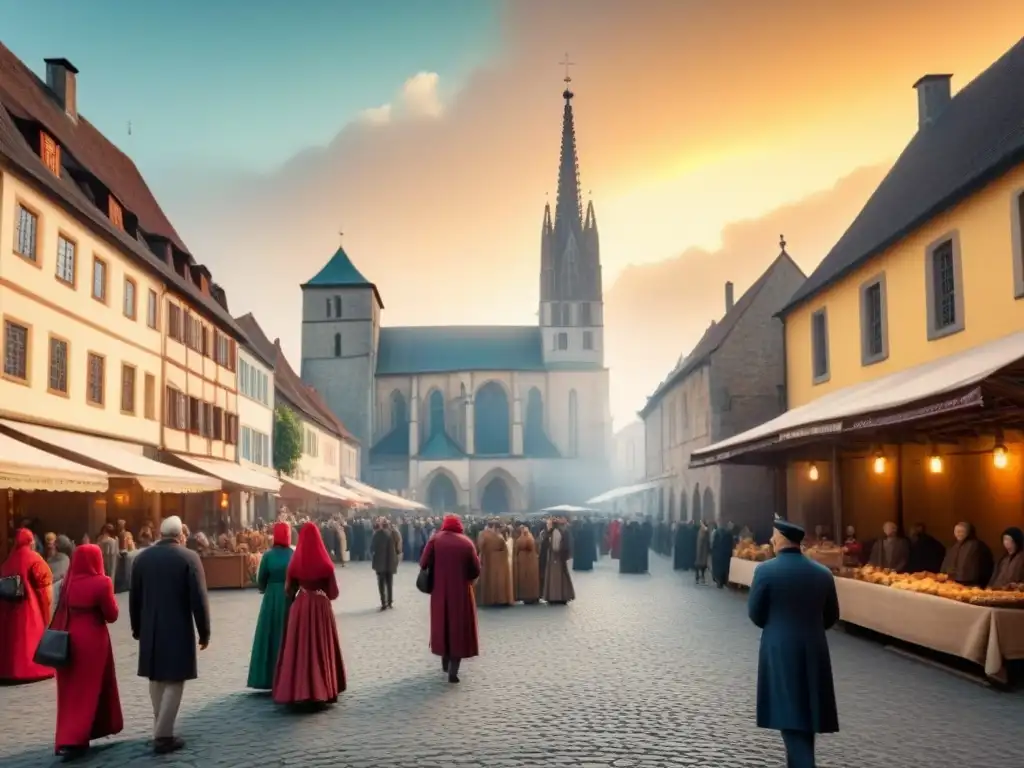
[
  {"xmin": 867, "ymin": 522, "xmax": 909, "ymax": 572},
  {"xmin": 940, "ymin": 522, "xmax": 993, "ymax": 587}
]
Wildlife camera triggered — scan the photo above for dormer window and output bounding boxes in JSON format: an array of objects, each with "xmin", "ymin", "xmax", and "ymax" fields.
[
  {"xmin": 108, "ymin": 195, "xmax": 123, "ymax": 230},
  {"xmin": 40, "ymin": 130, "xmax": 60, "ymax": 176}
]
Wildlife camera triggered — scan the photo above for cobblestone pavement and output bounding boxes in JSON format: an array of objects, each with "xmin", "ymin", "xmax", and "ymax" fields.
[{"xmin": 1, "ymin": 554, "xmax": 1022, "ymax": 767}]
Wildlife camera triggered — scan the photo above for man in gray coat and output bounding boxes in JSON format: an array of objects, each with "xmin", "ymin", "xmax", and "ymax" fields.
[
  {"xmin": 129, "ymin": 515, "xmax": 211, "ymax": 755},
  {"xmin": 371, "ymin": 518, "xmax": 402, "ymax": 610}
]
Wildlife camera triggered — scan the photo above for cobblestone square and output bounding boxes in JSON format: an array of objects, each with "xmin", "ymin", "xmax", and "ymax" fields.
[{"xmin": 1, "ymin": 555, "xmax": 1022, "ymax": 767}]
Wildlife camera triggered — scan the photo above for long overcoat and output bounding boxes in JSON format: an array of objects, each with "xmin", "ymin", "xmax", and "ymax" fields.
[
  {"xmin": 129, "ymin": 539, "xmax": 211, "ymax": 682},
  {"xmin": 748, "ymin": 549, "xmax": 839, "ymax": 734},
  {"xmin": 420, "ymin": 530, "xmax": 481, "ymax": 659}
]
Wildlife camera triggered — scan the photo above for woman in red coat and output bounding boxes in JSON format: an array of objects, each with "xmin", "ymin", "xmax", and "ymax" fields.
[
  {"xmin": 272, "ymin": 522, "xmax": 345, "ymax": 708},
  {"xmin": 419, "ymin": 514, "xmax": 481, "ymax": 683},
  {"xmin": 0, "ymin": 527, "xmax": 54, "ymax": 683},
  {"xmin": 52, "ymin": 543, "xmax": 123, "ymax": 760},
  {"xmin": 608, "ymin": 520, "xmax": 622, "ymax": 560}
]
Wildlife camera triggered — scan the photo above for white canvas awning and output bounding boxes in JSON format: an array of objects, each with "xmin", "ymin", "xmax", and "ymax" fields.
[
  {"xmin": 344, "ymin": 477, "xmax": 427, "ymax": 511},
  {"xmin": 170, "ymin": 453, "xmax": 282, "ymax": 494},
  {"xmin": 0, "ymin": 421, "xmax": 220, "ymax": 494},
  {"xmin": 690, "ymin": 329, "xmax": 1024, "ymax": 467},
  {"xmin": 317, "ymin": 481, "xmax": 373, "ymax": 506},
  {"xmin": 0, "ymin": 432, "xmax": 109, "ymax": 493},
  {"xmin": 587, "ymin": 478, "xmax": 666, "ymax": 505},
  {"xmin": 280, "ymin": 475, "xmax": 349, "ymax": 502}
]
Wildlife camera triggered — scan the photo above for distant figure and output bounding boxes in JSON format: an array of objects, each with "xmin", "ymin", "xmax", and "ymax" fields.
[
  {"xmin": 513, "ymin": 525, "xmax": 541, "ymax": 604},
  {"xmin": 868, "ymin": 522, "xmax": 909, "ymax": 572},
  {"xmin": 130, "ymin": 516, "xmax": 211, "ymax": 755},
  {"xmin": 748, "ymin": 519, "xmax": 839, "ymax": 768},
  {"xmin": 419, "ymin": 514, "xmax": 481, "ymax": 683},
  {"xmin": 940, "ymin": 521, "xmax": 993, "ymax": 586},
  {"xmin": 247, "ymin": 522, "xmax": 293, "ymax": 690},
  {"xmin": 907, "ymin": 523, "xmax": 945, "ymax": 573},
  {"xmin": 371, "ymin": 519, "xmax": 401, "ymax": 610},
  {"xmin": 541, "ymin": 519, "xmax": 575, "ymax": 605},
  {"xmin": 693, "ymin": 521, "xmax": 710, "ymax": 584},
  {"xmin": 52, "ymin": 544, "xmax": 123, "ymax": 761}
]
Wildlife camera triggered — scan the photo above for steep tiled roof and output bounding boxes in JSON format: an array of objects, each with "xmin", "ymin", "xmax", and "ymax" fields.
[
  {"xmin": 376, "ymin": 326, "xmax": 548, "ymax": 375},
  {"xmin": 302, "ymin": 246, "xmax": 383, "ymax": 308},
  {"xmin": 639, "ymin": 252, "xmax": 803, "ymax": 418},
  {"xmin": 232, "ymin": 313, "xmax": 275, "ymax": 369},
  {"xmin": 0, "ymin": 44, "xmax": 241, "ymax": 336},
  {"xmin": 782, "ymin": 37, "xmax": 1024, "ymax": 314}
]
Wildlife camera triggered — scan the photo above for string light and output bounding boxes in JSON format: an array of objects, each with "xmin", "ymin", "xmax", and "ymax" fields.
[
  {"xmin": 993, "ymin": 444, "xmax": 1009, "ymax": 469},
  {"xmin": 808, "ymin": 463, "xmax": 819, "ymax": 481},
  {"xmin": 928, "ymin": 454, "xmax": 943, "ymax": 474},
  {"xmin": 873, "ymin": 453, "xmax": 886, "ymax": 474}
]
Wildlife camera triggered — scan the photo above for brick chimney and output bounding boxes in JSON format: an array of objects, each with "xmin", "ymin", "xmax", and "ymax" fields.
[
  {"xmin": 725, "ymin": 281, "xmax": 735, "ymax": 313},
  {"xmin": 913, "ymin": 74, "xmax": 952, "ymax": 130},
  {"xmin": 44, "ymin": 58, "xmax": 79, "ymax": 122}
]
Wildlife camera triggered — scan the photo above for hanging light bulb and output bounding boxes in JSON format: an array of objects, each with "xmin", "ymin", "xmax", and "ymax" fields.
[
  {"xmin": 808, "ymin": 463, "xmax": 819, "ymax": 481},
  {"xmin": 873, "ymin": 453, "xmax": 886, "ymax": 474},
  {"xmin": 993, "ymin": 444, "xmax": 1009, "ymax": 469},
  {"xmin": 928, "ymin": 454, "xmax": 943, "ymax": 474}
]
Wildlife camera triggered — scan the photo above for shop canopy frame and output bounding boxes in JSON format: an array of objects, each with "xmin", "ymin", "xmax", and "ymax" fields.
[
  {"xmin": 0, "ymin": 431, "xmax": 109, "ymax": 493},
  {"xmin": 586, "ymin": 474, "xmax": 675, "ymax": 505},
  {"xmin": 343, "ymin": 477, "xmax": 428, "ymax": 512},
  {"xmin": 689, "ymin": 331, "xmax": 1024, "ymax": 469},
  {"xmin": 168, "ymin": 453, "xmax": 282, "ymax": 494}
]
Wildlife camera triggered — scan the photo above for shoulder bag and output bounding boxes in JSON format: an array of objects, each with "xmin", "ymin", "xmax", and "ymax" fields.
[
  {"xmin": 0, "ymin": 574, "xmax": 24, "ymax": 601},
  {"xmin": 34, "ymin": 575, "xmax": 72, "ymax": 668},
  {"xmin": 416, "ymin": 546, "xmax": 434, "ymax": 594}
]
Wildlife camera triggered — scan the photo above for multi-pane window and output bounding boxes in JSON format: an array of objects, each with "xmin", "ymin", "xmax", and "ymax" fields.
[
  {"xmin": 213, "ymin": 406, "xmax": 224, "ymax": 440},
  {"xmin": 305, "ymin": 428, "xmax": 319, "ymax": 457},
  {"xmin": 48, "ymin": 338, "xmax": 68, "ymax": 394},
  {"xmin": 3, "ymin": 320, "xmax": 28, "ymax": 381},
  {"xmin": 214, "ymin": 332, "xmax": 236, "ymax": 370},
  {"xmin": 188, "ymin": 396, "xmax": 201, "ymax": 435},
  {"xmin": 121, "ymin": 364, "xmax": 136, "ymax": 414},
  {"xmin": 86, "ymin": 353, "xmax": 104, "ymax": 405},
  {"xmin": 860, "ymin": 277, "xmax": 888, "ymax": 366},
  {"xmin": 124, "ymin": 278, "xmax": 137, "ymax": 319},
  {"xmin": 55, "ymin": 236, "xmax": 76, "ymax": 285},
  {"xmin": 144, "ymin": 373, "xmax": 155, "ymax": 419},
  {"xmin": 165, "ymin": 387, "xmax": 188, "ymax": 430},
  {"xmin": 241, "ymin": 426, "xmax": 271, "ymax": 467},
  {"xmin": 92, "ymin": 259, "xmax": 107, "ymax": 302},
  {"xmin": 811, "ymin": 309, "xmax": 829, "ymax": 381},
  {"xmin": 14, "ymin": 205, "xmax": 38, "ymax": 261},
  {"xmin": 147, "ymin": 290, "xmax": 159, "ymax": 329},
  {"xmin": 932, "ymin": 240, "xmax": 957, "ymax": 330},
  {"xmin": 167, "ymin": 303, "xmax": 183, "ymax": 341}
]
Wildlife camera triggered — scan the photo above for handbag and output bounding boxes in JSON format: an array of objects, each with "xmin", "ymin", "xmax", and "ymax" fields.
[
  {"xmin": 416, "ymin": 565, "xmax": 433, "ymax": 594},
  {"xmin": 33, "ymin": 573, "xmax": 72, "ymax": 669},
  {"xmin": 0, "ymin": 574, "xmax": 24, "ymax": 601}
]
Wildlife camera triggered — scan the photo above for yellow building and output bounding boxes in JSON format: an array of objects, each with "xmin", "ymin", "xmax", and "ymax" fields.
[
  {"xmin": 0, "ymin": 48, "xmax": 266, "ymax": 545},
  {"xmin": 690, "ymin": 39, "xmax": 1024, "ymax": 554}
]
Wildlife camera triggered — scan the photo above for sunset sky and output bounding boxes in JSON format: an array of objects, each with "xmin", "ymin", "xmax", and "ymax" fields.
[{"xmin": 3, "ymin": 1, "xmax": 1023, "ymax": 427}]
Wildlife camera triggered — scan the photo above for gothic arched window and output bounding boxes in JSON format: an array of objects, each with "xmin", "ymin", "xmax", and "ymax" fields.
[
  {"xmin": 333, "ymin": 333, "xmax": 341, "ymax": 357},
  {"xmin": 390, "ymin": 390, "xmax": 407, "ymax": 430},
  {"xmin": 429, "ymin": 389, "xmax": 445, "ymax": 438},
  {"xmin": 568, "ymin": 389, "xmax": 579, "ymax": 457},
  {"xmin": 524, "ymin": 387, "xmax": 545, "ymax": 455},
  {"xmin": 474, "ymin": 382, "xmax": 510, "ymax": 455}
]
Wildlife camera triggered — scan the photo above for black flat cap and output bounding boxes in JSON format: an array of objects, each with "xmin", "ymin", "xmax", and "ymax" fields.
[{"xmin": 773, "ymin": 519, "xmax": 806, "ymax": 544}]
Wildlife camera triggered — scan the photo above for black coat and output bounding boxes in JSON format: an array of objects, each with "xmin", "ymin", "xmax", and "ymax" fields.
[
  {"xmin": 129, "ymin": 538, "xmax": 211, "ymax": 682},
  {"xmin": 748, "ymin": 549, "xmax": 839, "ymax": 734}
]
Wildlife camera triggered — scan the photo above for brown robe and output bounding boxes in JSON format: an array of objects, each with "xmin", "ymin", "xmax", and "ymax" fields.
[
  {"xmin": 989, "ymin": 553, "xmax": 1024, "ymax": 589},
  {"xmin": 513, "ymin": 530, "xmax": 541, "ymax": 603},
  {"xmin": 694, "ymin": 526, "xmax": 710, "ymax": 569},
  {"xmin": 868, "ymin": 536, "xmax": 910, "ymax": 572},
  {"xmin": 940, "ymin": 538, "xmax": 991, "ymax": 586},
  {"xmin": 476, "ymin": 528, "xmax": 513, "ymax": 606},
  {"xmin": 541, "ymin": 526, "xmax": 575, "ymax": 603}
]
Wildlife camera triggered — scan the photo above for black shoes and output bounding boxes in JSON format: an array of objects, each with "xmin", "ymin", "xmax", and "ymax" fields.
[{"xmin": 58, "ymin": 746, "xmax": 87, "ymax": 763}]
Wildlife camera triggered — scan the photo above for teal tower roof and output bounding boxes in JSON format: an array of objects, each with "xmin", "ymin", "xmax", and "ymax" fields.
[{"xmin": 302, "ymin": 246, "xmax": 383, "ymax": 307}]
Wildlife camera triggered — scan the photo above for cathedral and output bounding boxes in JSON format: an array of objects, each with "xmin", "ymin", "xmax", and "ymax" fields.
[{"xmin": 300, "ymin": 80, "xmax": 612, "ymax": 515}]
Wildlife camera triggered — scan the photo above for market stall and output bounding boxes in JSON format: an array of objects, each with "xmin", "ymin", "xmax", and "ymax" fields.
[
  {"xmin": 728, "ymin": 557, "xmax": 761, "ymax": 587},
  {"xmin": 201, "ymin": 551, "xmax": 258, "ymax": 590}
]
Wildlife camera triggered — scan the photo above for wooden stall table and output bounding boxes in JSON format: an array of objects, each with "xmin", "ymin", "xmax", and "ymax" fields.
[
  {"xmin": 200, "ymin": 553, "xmax": 254, "ymax": 590},
  {"xmin": 835, "ymin": 577, "xmax": 1024, "ymax": 683},
  {"xmin": 728, "ymin": 557, "xmax": 761, "ymax": 587}
]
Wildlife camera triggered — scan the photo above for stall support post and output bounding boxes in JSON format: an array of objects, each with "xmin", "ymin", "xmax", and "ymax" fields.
[
  {"xmin": 895, "ymin": 443, "xmax": 905, "ymax": 534},
  {"xmin": 830, "ymin": 445, "xmax": 843, "ymax": 541}
]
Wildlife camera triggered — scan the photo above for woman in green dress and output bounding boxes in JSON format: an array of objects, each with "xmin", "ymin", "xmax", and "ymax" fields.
[{"xmin": 247, "ymin": 521, "xmax": 294, "ymax": 689}]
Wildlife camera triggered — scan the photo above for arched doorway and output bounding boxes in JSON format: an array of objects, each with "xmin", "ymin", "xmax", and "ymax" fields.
[
  {"xmin": 481, "ymin": 477, "xmax": 511, "ymax": 515},
  {"xmin": 427, "ymin": 473, "xmax": 458, "ymax": 512},
  {"xmin": 703, "ymin": 487, "xmax": 716, "ymax": 523},
  {"xmin": 692, "ymin": 484, "xmax": 702, "ymax": 523},
  {"xmin": 474, "ymin": 382, "xmax": 510, "ymax": 454}
]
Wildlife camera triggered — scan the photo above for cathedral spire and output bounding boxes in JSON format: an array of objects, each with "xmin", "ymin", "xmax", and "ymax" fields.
[{"xmin": 555, "ymin": 54, "xmax": 583, "ymax": 233}]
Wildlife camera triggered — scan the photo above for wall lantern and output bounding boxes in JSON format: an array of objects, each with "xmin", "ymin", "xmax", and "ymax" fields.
[
  {"xmin": 808, "ymin": 463, "xmax": 819, "ymax": 481},
  {"xmin": 993, "ymin": 444, "xmax": 1009, "ymax": 469},
  {"xmin": 219, "ymin": 492, "xmax": 229, "ymax": 510},
  {"xmin": 928, "ymin": 453, "xmax": 943, "ymax": 474},
  {"xmin": 872, "ymin": 453, "xmax": 886, "ymax": 474},
  {"xmin": 112, "ymin": 491, "xmax": 130, "ymax": 506}
]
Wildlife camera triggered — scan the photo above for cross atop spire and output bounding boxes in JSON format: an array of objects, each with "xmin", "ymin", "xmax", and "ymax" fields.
[
  {"xmin": 559, "ymin": 53, "xmax": 575, "ymax": 101},
  {"xmin": 779, "ymin": 234, "xmax": 787, "ymax": 252}
]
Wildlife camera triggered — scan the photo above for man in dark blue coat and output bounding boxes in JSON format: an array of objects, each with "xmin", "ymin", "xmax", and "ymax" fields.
[{"xmin": 748, "ymin": 519, "xmax": 839, "ymax": 768}]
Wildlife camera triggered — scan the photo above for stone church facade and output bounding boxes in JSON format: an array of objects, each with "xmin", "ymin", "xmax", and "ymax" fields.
[{"xmin": 300, "ymin": 81, "xmax": 612, "ymax": 515}]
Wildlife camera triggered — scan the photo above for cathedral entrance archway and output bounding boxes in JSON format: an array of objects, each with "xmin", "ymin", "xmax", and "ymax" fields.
[
  {"xmin": 426, "ymin": 473, "xmax": 458, "ymax": 513},
  {"xmin": 480, "ymin": 477, "xmax": 511, "ymax": 515},
  {"xmin": 474, "ymin": 381, "xmax": 510, "ymax": 455}
]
